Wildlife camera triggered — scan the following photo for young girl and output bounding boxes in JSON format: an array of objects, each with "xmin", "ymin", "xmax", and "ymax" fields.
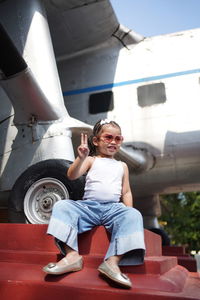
[{"xmin": 43, "ymin": 119, "xmax": 145, "ymax": 288}]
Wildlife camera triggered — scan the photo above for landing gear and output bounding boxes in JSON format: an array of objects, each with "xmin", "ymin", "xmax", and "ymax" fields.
[{"xmin": 9, "ymin": 159, "xmax": 85, "ymax": 224}]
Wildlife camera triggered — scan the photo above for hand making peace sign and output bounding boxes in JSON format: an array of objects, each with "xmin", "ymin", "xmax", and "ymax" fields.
[{"xmin": 77, "ymin": 133, "xmax": 89, "ymax": 159}]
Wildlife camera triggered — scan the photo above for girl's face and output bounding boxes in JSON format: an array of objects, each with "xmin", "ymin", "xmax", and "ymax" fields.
[{"xmin": 93, "ymin": 125, "xmax": 123, "ymax": 158}]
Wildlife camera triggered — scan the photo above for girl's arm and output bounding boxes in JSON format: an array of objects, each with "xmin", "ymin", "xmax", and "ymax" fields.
[
  {"xmin": 67, "ymin": 156, "xmax": 93, "ymax": 180},
  {"xmin": 67, "ymin": 133, "xmax": 94, "ymax": 180},
  {"xmin": 121, "ymin": 162, "xmax": 133, "ymax": 207}
]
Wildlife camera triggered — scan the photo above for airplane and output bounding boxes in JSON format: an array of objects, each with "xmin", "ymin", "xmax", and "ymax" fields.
[{"xmin": 0, "ymin": 0, "xmax": 200, "ymax": 234}]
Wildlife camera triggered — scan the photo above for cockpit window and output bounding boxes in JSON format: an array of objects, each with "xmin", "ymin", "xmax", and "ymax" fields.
[
  {"xmin": 89, "ymin": 91, "xmax": 114, "ymax": 114},
  {"xmin": 137, "ymin": 82, "xmax": 166, "ymax": 107}
]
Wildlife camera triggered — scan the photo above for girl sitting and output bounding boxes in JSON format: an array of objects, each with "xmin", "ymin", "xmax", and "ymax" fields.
[{"xmin": 43, "ymin": 119, "xmax": 145, "ymax": 288}]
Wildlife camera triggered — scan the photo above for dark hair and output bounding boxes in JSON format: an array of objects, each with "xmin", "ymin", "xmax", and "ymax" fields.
[{"xmin": 88, "ymin": 119, "xmax": 121, "ymax": 156}]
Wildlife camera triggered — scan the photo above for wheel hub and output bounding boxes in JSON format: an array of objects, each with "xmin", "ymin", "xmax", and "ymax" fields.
[
  {"xmin": 24, "ymin": 177, "xmax": 69, "ymax": 224},
  {"xmin": 38, "ymin": 191, "xmax": 61, "ymax": 213}
]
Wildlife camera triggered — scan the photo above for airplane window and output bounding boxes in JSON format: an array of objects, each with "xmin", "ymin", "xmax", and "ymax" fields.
[
  {"xmin": 89, "ymin": 91, "xmax": 114, "ymax": 114},
  {"xmin": 137, "ymin": 82, "xmax": 166, "ymax": 107}
]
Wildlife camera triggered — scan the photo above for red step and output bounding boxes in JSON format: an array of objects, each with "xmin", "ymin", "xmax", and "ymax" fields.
[
  {"xmin": 0, "ymin": 224, "xmax": 200, "ymax": 300},
  {"xmin": 163, "ymin": 246, "xmax": 197, "ymax": 272},
  {"xmin": 163, "ymin": 246, "xmax": 188, "ymax": 256}
]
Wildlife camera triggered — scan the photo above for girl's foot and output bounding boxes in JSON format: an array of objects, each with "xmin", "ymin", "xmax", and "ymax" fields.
[
  {"xmin": 43, "ymin": 255, "xmax": 83, "ymax": 275},
  {"xmin": 56, "ymin": 252, "xmax": 81, "ymax": 267},
  {"xmin": 98, "ymin": 261, "xmax": 132, "ymax": 288},
  {"xmin": 105, "ymin": 259, "xmax": 121, "ymax": 273}
]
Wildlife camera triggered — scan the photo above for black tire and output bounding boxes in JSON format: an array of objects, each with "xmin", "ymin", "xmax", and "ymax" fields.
[{"xmin": 8, "ymin": 159, "xmax": 85, "ymax": 224}]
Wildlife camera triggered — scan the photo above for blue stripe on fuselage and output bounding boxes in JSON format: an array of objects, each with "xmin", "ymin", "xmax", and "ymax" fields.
[{"xmin": 63, "ymin": 68, "xmax": 200, "ymax": 96}]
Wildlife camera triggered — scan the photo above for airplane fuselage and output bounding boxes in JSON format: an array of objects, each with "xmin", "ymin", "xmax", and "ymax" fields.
[{"xmin": 58, "ymin": 29, "xmax": 200, "ymax": 202}]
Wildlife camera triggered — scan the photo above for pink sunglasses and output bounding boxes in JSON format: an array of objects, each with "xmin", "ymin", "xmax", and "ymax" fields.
[{"xmin": 99, "ymin": 134, "xmax": 124, "ymax": 144}]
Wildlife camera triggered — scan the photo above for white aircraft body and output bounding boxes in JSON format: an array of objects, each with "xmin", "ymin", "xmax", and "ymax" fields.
[{"xmin": 0, "ymin": 0, "xmax": 200, "ymax": 228}]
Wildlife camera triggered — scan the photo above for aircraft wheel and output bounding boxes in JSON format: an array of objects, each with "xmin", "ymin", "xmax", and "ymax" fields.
[{"xmin": 9, "ymin": 159, "xmax": 85, "ymax": 224}]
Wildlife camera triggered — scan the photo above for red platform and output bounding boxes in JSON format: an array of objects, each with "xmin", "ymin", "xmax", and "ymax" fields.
[{"xmin": 0, "ymin": 224, "xmax": 200, "ymax": 300}]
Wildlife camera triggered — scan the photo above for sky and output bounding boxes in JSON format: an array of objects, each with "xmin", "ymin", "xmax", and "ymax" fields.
[{"xmin": 110, "ymin": 0, "xmax": 200, "ymax": 37}]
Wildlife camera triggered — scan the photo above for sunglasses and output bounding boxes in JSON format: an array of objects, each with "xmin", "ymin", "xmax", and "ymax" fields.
[{"xmin": 99, "ymin": 134, "xmax": 124, "ymax": 144}]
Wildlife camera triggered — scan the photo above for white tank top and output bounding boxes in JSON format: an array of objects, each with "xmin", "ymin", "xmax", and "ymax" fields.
[{"xmin": 83, "ymin": 157, "xmax": 124, "ymax": 202}]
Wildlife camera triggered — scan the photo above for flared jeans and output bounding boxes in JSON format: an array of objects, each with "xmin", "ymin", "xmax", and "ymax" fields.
[{"xmin": 47, "ymin": 199, "xmax": 146, "ymax": 265}]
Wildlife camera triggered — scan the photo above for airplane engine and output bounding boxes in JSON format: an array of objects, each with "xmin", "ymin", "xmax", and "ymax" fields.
[{"xmin": 0, "ymin": 0, "xmax": 86, "ymax": 223}]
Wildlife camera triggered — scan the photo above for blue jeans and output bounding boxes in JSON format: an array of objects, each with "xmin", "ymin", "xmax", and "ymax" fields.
[{"xmin": 47, "ymin": 199, "xmax": 145, "ymax": 266}]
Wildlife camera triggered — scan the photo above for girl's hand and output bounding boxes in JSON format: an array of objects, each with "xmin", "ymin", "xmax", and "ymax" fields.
[{"xmin": 77, "ymin": 133, "xmax": 89, "ymax": 159}]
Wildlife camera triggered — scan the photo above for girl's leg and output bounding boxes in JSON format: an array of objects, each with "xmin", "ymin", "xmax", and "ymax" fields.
[
  {"xmin": 43, "ymin": 199, "xmax": 100, "ymax": 274},
  {"xmin": 47, "ymin": 199, "xmax": 99, "ymax": 253},
  {"xmin": 98, "ymin": 203, "xmax": 145, "ymax": 287},
  {"xmin": 103, "ymin": 203, "xmax": 145, "ymax": 266}
]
